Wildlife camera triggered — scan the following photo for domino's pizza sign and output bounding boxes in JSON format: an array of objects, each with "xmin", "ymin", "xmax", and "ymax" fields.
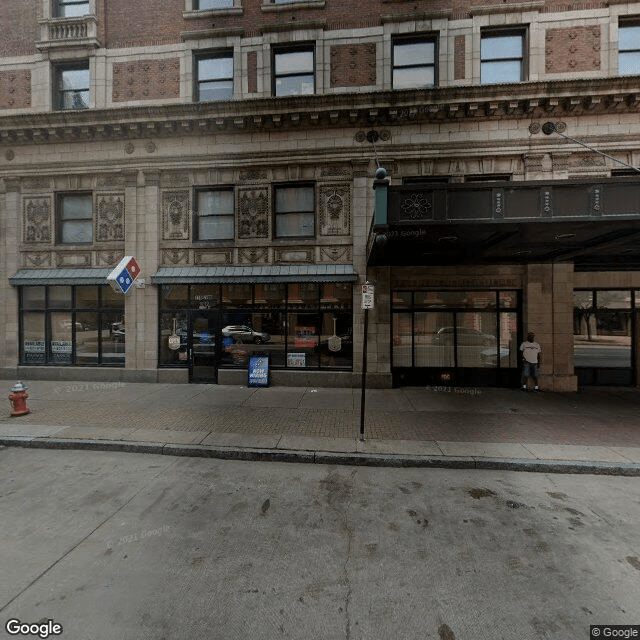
[{"xmin": 107, "ymin": 256, "xmax": 141, "ymax": 294}]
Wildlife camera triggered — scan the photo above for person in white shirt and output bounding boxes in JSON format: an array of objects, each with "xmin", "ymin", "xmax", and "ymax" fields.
[{"xmin": 520, "ymin": 332, "xmax": 541, "ymax": 392}]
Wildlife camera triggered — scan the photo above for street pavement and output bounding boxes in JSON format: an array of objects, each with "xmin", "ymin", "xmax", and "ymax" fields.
[{"xmin": 2, "ymin": 378, "xmax": 640, "ymax": 474}]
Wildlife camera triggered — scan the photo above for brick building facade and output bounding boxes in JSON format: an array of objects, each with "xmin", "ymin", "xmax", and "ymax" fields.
[{"xmin": 1, "ymin": 0, "xmax": 640, "ymax": 389}]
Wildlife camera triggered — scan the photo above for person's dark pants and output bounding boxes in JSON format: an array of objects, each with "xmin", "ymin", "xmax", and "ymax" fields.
[{"xmin": 521, "ymin": 362, "xmax": 539, "ymax": 386}]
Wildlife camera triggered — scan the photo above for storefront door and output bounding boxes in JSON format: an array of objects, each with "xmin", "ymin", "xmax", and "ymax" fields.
[{"xmin": 189, "ymin": 311, "xmax": 220, "ymax": 383}]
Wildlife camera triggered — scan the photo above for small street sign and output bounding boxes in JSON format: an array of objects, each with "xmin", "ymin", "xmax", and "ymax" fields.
[{"xmin": 361, "ymin": 283, "xmax": 375, "ymax": 310}]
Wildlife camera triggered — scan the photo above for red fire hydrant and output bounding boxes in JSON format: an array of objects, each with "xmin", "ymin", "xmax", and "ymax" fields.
[{"xmin": 8, "ymin": 381, "xmax": 30, "ymax": 417}]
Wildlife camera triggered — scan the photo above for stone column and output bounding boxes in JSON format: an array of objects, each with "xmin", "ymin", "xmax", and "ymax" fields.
[
  {"xmin": 123, "ymin": 170, "xmax": 160, "ymax": 381},
  {"xmin": 524, "ymin": 262, "xmax": 577, "ymax": 391},
  {"xmin": 0, "ymin": 178, "xmax": 21, "ymax": 374}
]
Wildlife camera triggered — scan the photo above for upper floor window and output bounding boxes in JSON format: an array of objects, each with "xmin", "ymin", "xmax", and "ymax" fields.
[
  {"xmin": 196, "ymin": 0, "xmax": 233, "ymax": 8},
  {"xmin": 55, "ymin": 0, "xmax": 90, "ymax": 17},
  {"xmin": 58, "ymin": 194, "xmax": 93, "ymax": 244},
  {"xmin": 55, "ymin": 63, "xmax": 90, "ymax": 110},
  {"xmin": 195, "ymin": 189, "xmax": 235, "ymax": 241},
  {"xmin": 195, "ymin": 52, "xmax": 233, "ymax": 101},
  {"xmin": 619, "ymin": 23, "xmax": 640, "ymax": 75},
  {"xmin": 393, "ymin": 37, "xmax": 437, "ymax": 89},
  {"xmin": 481, "ymin": 30, "xmax": 526, "ymax": 84},
  {"xmin": 274, "ymin": 185, "xmax": 315, "ymax": 238},
  {"xmin": 273, "ymin": 46, "xmax": 314, "ymax": 96}
]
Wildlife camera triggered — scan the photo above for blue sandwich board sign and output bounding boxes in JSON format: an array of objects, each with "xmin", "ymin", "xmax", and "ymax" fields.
[{"xmin": 248, "ymin": 355, "xmax": 270, "ymax": 387}]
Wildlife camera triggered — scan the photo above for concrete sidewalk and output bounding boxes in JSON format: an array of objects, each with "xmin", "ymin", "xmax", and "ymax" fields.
[{"xmin": 2, "ymin": 379, "xmax": 640, "ymax": 475}]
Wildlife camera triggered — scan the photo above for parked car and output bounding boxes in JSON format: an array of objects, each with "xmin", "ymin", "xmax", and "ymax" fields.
[
  {"xmin": 222, "ymin": 325, "xmax": 271, "ymax": 344},
  {"xmin": 434, "ymin": 327, "xmax": 496, "ymax": 347}
]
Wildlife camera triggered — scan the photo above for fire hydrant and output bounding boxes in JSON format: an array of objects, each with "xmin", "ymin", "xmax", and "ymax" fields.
[{"xmin": 8, "ymin": 381, "xmax": 30, "ymax": 417}]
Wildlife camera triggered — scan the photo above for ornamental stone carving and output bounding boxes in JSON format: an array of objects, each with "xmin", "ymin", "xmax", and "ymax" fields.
[
  {"xmin": 96, "ymin": 193, "xmax": 125, "ymax": 242},
  {"xmin": 162, "ymin": 190, "xmax": 190, "ymax": 240},
  {"xmin": 23, "ymin": 197, "xmax": 52, "ymax": 244},
  {"xmin": 24, "ymin": 252, "xmax": 51, "ymax": 267},
  {"xmin": 319, "ymin": 185, "xmax": 350, "ymax": 236},
  {"xmin": 238, "ymin": 187, "xmax": 269, "ymax": 238},
  {"xmin": 162, "ymin": 249, "xmax": 190, "ymax": 265},
  {"xmin": 239, "ymin": 247, "xmax": 269, "ymax": 264},
  {"xmin": 320, "ymin": 247, "xmax": 352, "ymax": 263}
]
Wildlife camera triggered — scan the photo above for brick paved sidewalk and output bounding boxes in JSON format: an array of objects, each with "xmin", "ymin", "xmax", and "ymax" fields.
[{"xmin": 1, "ymin": 379, "xmax": 640, "ymax": 462}]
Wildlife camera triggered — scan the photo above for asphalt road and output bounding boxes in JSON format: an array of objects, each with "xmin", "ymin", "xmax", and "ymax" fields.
[{"xmin": 1, "ymin": 448, "xmax": 639, "ymax": 640}]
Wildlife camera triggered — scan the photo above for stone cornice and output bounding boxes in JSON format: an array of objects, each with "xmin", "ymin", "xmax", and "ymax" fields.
[{"xmin": 1, "ymin": 76, "xmax": 639, "ymax": 146}]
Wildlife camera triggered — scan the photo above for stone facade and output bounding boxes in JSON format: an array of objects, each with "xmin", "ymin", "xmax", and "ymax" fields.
[{"xmin": 1, "ymin": 0, "xmax": 640, "ymax": 389}]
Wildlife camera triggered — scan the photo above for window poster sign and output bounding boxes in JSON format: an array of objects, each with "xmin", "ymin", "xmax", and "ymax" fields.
[
  {"xmin": 248, "ymin": 355, "xmax": 270, "ymax": 387},
  {"xmin": 287, "ymin": 352, "xmax": 306, "ymax": 368},
  {"xmin": 23, "ymin": 340, "xmax": 46, "ymax": 364}
]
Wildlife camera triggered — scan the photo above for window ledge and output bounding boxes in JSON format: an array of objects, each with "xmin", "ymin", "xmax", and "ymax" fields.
[
  {"xmin": 262, "ymin": 1, "xmax": 325, "ymax": 12},
  {"xmin": 183, "ymin": 8, "xmax": 243, "ymax": 19},
  {"xmin": 469, "ymin": 1, "xmax": 543, "ymax": 15},
  {"xmin": 181, "ymin": 26, "xmax": 244, "ymax": 40}
]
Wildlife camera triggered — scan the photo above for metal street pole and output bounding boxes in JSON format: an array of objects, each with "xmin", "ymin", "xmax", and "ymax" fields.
[{"xmin": 541, "ymin": 122, "xmax": 640, "ymax": 173}]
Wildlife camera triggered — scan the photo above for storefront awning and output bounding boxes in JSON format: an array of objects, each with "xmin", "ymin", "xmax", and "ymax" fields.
[
  {"xmin": 9, "ymin": 268, "xmax": 112, "ymax": 286},
  {"xmin": 151, "ymin": 265, "xmax": 358, "ymax": 284}
]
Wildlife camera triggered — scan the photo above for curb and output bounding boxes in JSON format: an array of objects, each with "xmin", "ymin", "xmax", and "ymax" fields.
[{"xmin": 2, "ymin": 436, "xmax": 640, "ymax": 476}]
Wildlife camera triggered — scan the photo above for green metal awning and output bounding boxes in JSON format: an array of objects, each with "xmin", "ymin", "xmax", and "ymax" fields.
[
  {"xmin": 151, "ymin": 265, "xmax": 358, "ymax": 284},
  {"xmin": 9, "ymin": 268, "xmax": 112, "ymax": 285}
]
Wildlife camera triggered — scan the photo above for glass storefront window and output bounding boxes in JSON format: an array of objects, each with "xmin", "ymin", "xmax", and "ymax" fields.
[
  {"xmin": 102, "ymin": 286, "xmax": 124, "ymax": 309},
  {"xmin": 596, "ymin": 290, "xmax": 632, "ymax": 309},
  {"xmin": 159, "ymin": 282, "xmax": 353, "ymax": 372},
  {"xmin": 288, "ymin": 312, "xmax": 319, "ymax": 368},
  {"xmin": 192, "ymin": 285, "xmax": 221, "ymax": 310},
  {"xmin": 321, "ymin": 283, "xmax": 352, "ymax": 309},
  {"xmin": 574, "ymin": 290, "xmax": 593, "ymax": 308},
  {"xmin": 392, "ymin": 291, "xmax": 412, "ymax": 308},
  {"xmin": 50, "ymin": 312, "xmax": 73, "ymax": 364},
  {"xmin": 415, "ymin": 312, "xmax": 454, "ymax": 367},
  {"xmin": 22, "ymin": 312, "xmax": 46, "ymax": 363},
  {"xmin": 100, "ymin": 312, "xmax": 125, "ymax": 365},
  {"xmin": 455, "ymin": 312, "xmax": 497, "ymax": 368},
  {"xmin": 19, "ymin": 285, "xmax": 124, "ymax": 367},
  {"xmin": 256, "ymin": 284, "xmax": 286, "ymax": 307},
  {"xmin": 391, "ymin": 289, "xmax": 520, "ymax": 378},
  {"xmin": 222, "ymin": 284, "xmax": 252, "ymax": 307},
  {"xmin": 49, "ymin": 286, "xmax": 72, "ymax": 308},
  {"xmin": 288, "ymin": 283, "xmax": 318, "ymax": 306},
  {"xmin": 161, "ymin": 285, "xmax": 190, "ymax": 309},
  {"xmin": 22, "ymin": 287, "xmax": 46, "ymax": 310},
  {"xmin": 499, "ymin": 291, "xmax": 518, "ymax": 309},
  {"xmin": 574, "ymin": 289, "xmax": 632, "ymax": 371},
  {"xmin": 75, "ymin": 311, "xmax": 98, "ymax": 365},
  {"xmin": 500, "ymin": 312, "xmax": 518, "ymax": 368},
  {"xmin": 76, "ymin": 286, "xmax": 99, "ymax": 308},
  {"xmin": 319, "ymin": 312, "xmax": 352, "ymax": 369},
  {"xmin": 392, "ymin": 313, "xmax": 413, "ymax": 367}
]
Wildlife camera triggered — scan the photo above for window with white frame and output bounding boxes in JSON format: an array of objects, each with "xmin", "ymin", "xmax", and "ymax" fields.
[
  {"xmin": 55, "ymin": 0, "xmax": 90, "ymax": 17},
  {"xmin": 480, "ymin": 30, "xmax": 526, "ymax": 84},
  {"xmin": 195, "ymin": 52, "xmax": 234, "ymax": 101},
  {"xmin": 58, "ymin": 194, "xmax": 93, "ymax": 244},
  {"xmin": 393, "ymin": 37, "xmax": 437, "ymax": 89},
  {"xmin": 273, "ymin": 46, "xmax": 315, "ymax": 96},
  {"xmin": 619, "ymin": 23, "xmax": 640, "ymax": 75},
  {"xmin": 195, "ymin": 189, "xmax": 235, "ymax": 241},
  {"xmin": 55, "ymin": 63, "xmax": 90, "ymax": 110},
  {"xmin": 274, "ymin": 185, "xmax": 315, "ymax": 238}
]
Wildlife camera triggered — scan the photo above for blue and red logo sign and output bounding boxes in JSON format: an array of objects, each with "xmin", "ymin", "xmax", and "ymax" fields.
[{"xmin": 107, "ymin": 256, "xmax": 141, "ymax": 294}]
